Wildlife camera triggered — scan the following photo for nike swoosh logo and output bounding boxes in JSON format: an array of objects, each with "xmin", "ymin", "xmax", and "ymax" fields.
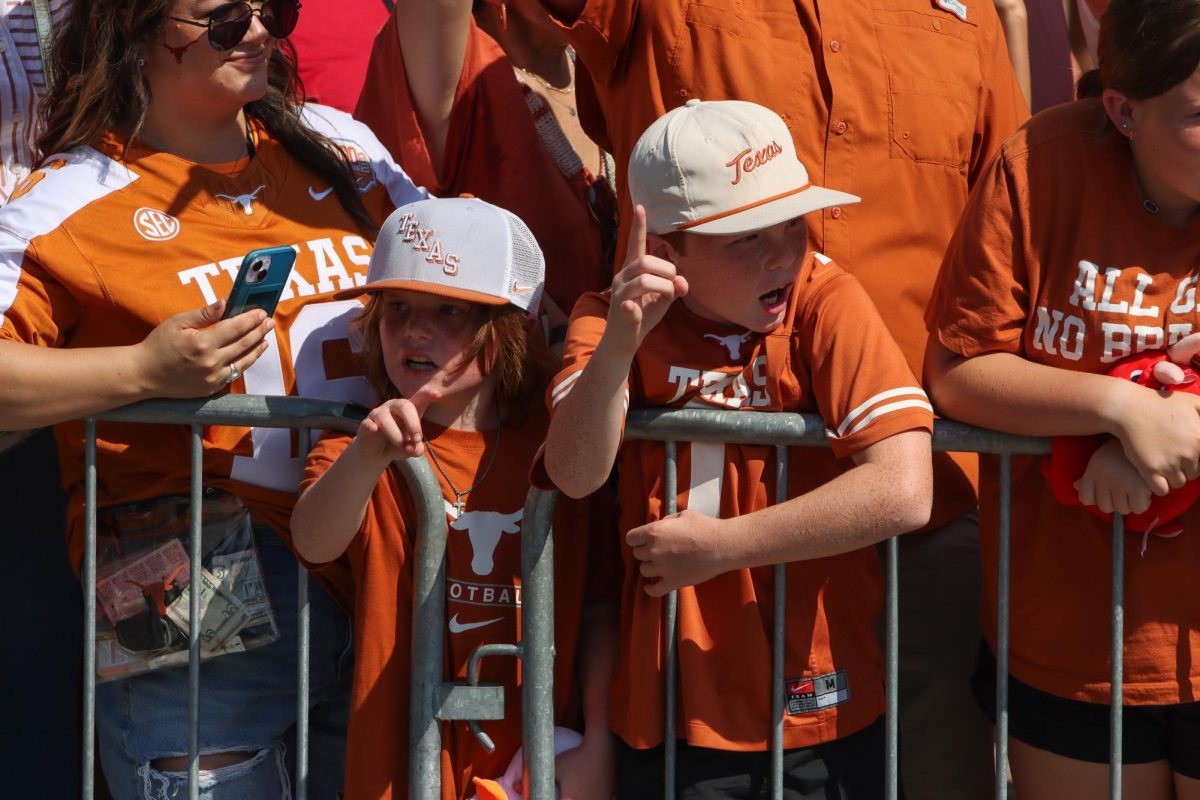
[
  {"xmin": 448, "ymin": 614, "xmax": 502, "ymax": 634},
  {"xmin": 308, "ymin": 186, "xmax": 333, "ymax": 201},
  {"xmin": 511, "ymin": 282, "xmax": 534, "ymax": 294}
]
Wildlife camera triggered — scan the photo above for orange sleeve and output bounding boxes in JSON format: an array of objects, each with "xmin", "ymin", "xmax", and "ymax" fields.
[
  {"xmin": 545, "ymin": 290, "xmax": 628, "ymax": 419},
  {"xmin": 0, "ymin": 235, "xmax": 79, "ymax": 347},
  {"xmin": 926, "ymin": 144, "xmax": 1031, "ymax": 359},
  {"xmin": 540, "ymin": 0, "xmax": 637, "ymax": 85},
  {"xmin": 800, "ymin": 267, "xmax": 934, "ymax": 459},
  {"xmin": 969, "ymin": 4, "xmax": 1032, "ymax": 186},
  {"xmin": 355, "ymin": 15, "xmax": 498, "ymax": 195}
]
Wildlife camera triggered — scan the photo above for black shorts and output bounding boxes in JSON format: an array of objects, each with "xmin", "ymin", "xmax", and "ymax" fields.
[
  {"xmin": 615, "ymin": 716, "xmax": 895, "ymax": 800},
  {"xmin": 972, "ymin": 643, "xmax": 1200, "ymax": 778}
]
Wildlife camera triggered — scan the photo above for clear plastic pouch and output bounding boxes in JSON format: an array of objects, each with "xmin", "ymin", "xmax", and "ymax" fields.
[{"xmin": 93, "ymin": 488, "xmax": 279, "ymax": 682}]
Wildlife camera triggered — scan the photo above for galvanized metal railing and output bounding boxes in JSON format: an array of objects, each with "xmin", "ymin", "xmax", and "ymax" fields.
[
  {"xmin": 74, "ymin": 398, "xmax": 1130, "ymax": 800},
  {"xmin": 523, "ymin": 407, "xmax": 1130, "ymax": 800},
  {"xmin": 78, "ymin": 394, "xmax": 557, "ymax": 800}
]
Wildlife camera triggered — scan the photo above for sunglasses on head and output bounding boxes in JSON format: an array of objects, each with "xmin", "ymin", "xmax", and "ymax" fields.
[{"xmin": 168, "ymin": 0, "xmax": 302, "ymax": 51}]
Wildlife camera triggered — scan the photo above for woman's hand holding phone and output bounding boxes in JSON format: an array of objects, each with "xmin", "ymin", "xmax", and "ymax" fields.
[{"xmin": 133, "ymin": 299, "xmax": 274, "ymax": 398}]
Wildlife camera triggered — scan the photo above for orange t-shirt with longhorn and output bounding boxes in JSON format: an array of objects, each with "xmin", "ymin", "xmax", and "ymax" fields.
[
  {"xmin": 0, "ymin": 104, "xmax": 427, "ymax": 565},
  {"xmin": 355, "ymin": 14, "xmax": 613, "ymax": 317},
  {"xmin": 547, "ymin": 253, "xmax": 933, "ymax": 750},
  {"xmin": 541, "ymin": 0, "xmax": 1029, "ymax": 529},
  {"xmin": 927, "ymin": 99, "xmax": 1200, "ymax": 705},
  {"xmin": 301, "ymin": 405, "xmax": 619, "ymax": 800}
]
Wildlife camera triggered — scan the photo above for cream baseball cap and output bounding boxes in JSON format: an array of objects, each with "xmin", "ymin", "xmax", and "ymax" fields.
[
  {"xmin": 335, "ymin": 197, "xmax": 545, "ymax": 314},
  {"xmin": 628, "ymin": 99, "xmax": 861, "ymax": 236}
]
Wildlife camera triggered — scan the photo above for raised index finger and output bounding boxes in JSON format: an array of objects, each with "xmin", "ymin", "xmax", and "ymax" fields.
[
  {"xmin": 406, "ymin": 384, "xmax": 443, "ymax": 417},
  {"xmin": 625, "ymin": 204, "xmax": 648, "ymax": 265}
]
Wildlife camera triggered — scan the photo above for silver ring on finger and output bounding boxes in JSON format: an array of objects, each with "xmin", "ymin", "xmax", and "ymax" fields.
[{"xmin": 225, "ymin": 361, "xmax": 241, "ymax": 384}]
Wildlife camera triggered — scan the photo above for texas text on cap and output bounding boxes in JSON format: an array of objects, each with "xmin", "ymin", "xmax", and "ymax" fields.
[
  {"xmin": 628, "ymin": 99, "xmax": 861, "ymax": 236},
  {"xmin": 334, "ymin": 196, "xmax": 545, "ymax": 314}
]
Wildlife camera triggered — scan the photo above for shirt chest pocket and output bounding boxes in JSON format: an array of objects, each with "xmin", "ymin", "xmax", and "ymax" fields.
[
  {"xmin": 874, "ymin": 11, "xmax": 981, "ymax": 169},
  {"xmin": 667, "ymin": 1, "xmax": 817, "ymax": 115}
]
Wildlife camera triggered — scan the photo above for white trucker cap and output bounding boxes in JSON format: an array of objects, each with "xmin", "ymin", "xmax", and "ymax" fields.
[
  {"xmin": 335, "ymin": 197, "xmax": 545, "ymax": 314},
  {"xmin": 629, "ymin": 99, "xmax": 861, "ymax": 236}
]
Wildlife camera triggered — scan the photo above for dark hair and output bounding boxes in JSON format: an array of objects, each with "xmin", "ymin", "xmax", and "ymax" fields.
[
  {"xmin": 1077, "ymin": 0, "xmax": 1200, "ymax": 101},
  {"xmin": 354, "ymin": 295, "xmax": 558, "ymax": 416},
  {"xmin": 36, "ymin": 2, "xmax": 377, "ymax": 235}
]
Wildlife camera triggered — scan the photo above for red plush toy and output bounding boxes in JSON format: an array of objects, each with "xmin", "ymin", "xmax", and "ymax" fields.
[{"xmin": 1041, "ymin": 334, "xmax": 1200, "ymax": 547}]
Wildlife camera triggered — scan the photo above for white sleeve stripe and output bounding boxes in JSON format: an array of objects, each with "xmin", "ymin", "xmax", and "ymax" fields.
[
  {"xmin": 837, "ymin": 399, "xmax": 934, "ymax": 439},
  {"xmin": 550, "ymin": 370, "xmax": 583, "ymax": 401},
  {"xmin": 835, "ymin": 386, "xmax": 929, "ymax": 437}
]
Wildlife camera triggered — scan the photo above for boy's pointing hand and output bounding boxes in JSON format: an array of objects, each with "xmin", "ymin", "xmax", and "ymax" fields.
[{"xmin": 606, "ymin": 205, "xmax": 688, "ymax": 357}]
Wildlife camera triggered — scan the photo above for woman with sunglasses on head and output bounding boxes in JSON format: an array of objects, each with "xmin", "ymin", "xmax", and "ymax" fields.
[
  {"xmin": 0, "ymin": 1, "xmax": 427, "ymax": 797},
  {"xmin": 926, "ymin": 0, "xmax": 1200, "ymax": 796},
  {"xmin": 355, "ymin": 0, "xmax": 617, "ymax": 347}
]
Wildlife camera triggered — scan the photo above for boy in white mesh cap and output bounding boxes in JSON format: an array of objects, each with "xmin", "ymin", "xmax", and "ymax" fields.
[
  {"xmin": 291, "ymin": 197, "xmax": 620, "ymax": 799},
  {"xmin": 541, "ymin": 100, "xmax": 934, "ymax": 796}
]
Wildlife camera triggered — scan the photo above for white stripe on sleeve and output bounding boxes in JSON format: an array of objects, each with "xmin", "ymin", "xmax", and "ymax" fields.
[
  {"xmin": 835, "ymin": 386, "xmax": 929, "ymax": 438},
  {"xmin": 839, "ymin": 399, "xmax": 934, "ymax": 439}
]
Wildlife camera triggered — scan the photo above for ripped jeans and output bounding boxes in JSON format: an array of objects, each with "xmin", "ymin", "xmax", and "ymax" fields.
[{"xmin": 96, "ymin": 526, "xmax": 354, "ymax": 800}]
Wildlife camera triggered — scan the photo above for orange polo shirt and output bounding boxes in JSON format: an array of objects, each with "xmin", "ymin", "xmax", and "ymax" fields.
[
  {"xmin": 927, "ymin": 100, "xmax": 1200, "ymax": 705},
  {"xmin": 542, "ymin": 0, "xmax": 1030, "ymax": 528}
]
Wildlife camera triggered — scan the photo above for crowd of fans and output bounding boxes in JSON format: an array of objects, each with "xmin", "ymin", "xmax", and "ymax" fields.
[{"xmin": 0, "ymin": 0, "xmax": 1198, "ymax": 799}]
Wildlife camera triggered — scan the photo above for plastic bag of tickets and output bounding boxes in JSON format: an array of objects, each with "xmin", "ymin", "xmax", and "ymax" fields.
[{"xmin": 92, "ymin": 488, "xmax": 279, "ymax": 681}]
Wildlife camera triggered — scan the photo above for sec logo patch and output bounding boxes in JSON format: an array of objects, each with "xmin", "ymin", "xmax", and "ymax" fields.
[{"xmin": 134, "ymin": 208, "xmax": 180, "ymax": 241}]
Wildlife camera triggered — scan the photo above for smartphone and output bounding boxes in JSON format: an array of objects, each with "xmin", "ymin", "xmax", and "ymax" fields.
[{"xmin": 221, "ymin": 246, "xmax": 297, "ymax": 319}]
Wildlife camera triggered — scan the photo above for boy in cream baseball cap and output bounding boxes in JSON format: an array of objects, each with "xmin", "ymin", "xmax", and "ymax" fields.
[{"xmin": 541, "ymin": 100, "xmax": 932, "ymax": 796}]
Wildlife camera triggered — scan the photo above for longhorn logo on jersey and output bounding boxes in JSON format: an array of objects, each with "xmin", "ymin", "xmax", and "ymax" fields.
[
  {"xmin": 134, "ymin": 208, "xmax": 181, "ymax": 241},
  {"xmin": 215, "ymin": 185, "xmax": 267, "ymax": 216},
  {"xmin": 704, "ymin": 331, "xmax": 753, "ymax": 360},
  {"xmin": 450, "ymin": 509, "xmax": 523, "ymax": 576}
]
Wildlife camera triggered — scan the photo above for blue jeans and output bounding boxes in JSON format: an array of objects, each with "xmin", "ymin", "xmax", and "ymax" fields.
[{"xmin": 96, "ymin": 525, "xmax": 354, "ymax": 800}]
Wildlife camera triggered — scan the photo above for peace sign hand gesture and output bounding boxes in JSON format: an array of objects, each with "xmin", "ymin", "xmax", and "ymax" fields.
[{"xmin": 605, "ymin": 205, "xmax": 689, "ymax": 357}]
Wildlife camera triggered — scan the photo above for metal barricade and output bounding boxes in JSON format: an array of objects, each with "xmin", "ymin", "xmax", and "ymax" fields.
[
  {"xmin": 522, "ymin": 408, "xmax": 1130, "ymax": 800},
  {"xmin": 73, "ymin": 399, "xmax": 1131, "ymax": 800},
  {"xmin": 77, "ymin": 394, "xmax": 556, "ymax": 800}
]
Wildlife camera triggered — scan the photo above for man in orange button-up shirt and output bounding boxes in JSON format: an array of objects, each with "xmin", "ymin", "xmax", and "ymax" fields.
[{"xmin": 536, "ymin": 0, "xmax": 1029, "ymax": 796}]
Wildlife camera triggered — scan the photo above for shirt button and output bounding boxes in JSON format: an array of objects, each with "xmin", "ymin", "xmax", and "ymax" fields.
[
  {"xmin": 831, "ymin": 207, "xmax": 843, "ymax": 219},
  {"xmin": 933, "ymin": 20, "xmax": 943, "ymax": 31},
  {"xmin": 830, "ymin": 39, "xmax": 841, "ymax": 52},
  {"xmin": 11, "ymin": 112, "xmax": 21, "ymax": 125},
  {"xmin": 834, "ymin": 121, "xmax": 848, "ymax": 135}
]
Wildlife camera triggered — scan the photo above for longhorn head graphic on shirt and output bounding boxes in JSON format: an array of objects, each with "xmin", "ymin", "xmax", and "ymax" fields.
[{"xmin": 450, "ymin": 509, "xmax": 524, "ymax": 576}]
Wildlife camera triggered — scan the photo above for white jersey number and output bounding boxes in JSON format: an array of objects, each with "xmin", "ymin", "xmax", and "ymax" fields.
[{"xmin": 230, "ymin": 300, "xmax": 373, "ymax": 491}]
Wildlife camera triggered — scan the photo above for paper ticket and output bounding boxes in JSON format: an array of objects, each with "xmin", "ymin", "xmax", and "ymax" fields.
[{"xmin": 96, "ymin": 539, "xmax": 190, "ymax": 625}]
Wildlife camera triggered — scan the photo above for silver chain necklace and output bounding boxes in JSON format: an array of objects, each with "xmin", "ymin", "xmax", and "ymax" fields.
[{"xmin": 423, "ymin": 421, "xmax": 504, "ymax": 517}]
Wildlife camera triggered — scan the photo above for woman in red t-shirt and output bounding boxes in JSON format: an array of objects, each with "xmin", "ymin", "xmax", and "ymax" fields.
[{"xmin": 355, "ymin": 0, "xmax": 616, "ymax": 341}]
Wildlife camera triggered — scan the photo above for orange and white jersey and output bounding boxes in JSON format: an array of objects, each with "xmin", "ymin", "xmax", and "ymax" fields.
[
  {"xmin": 546, "ymin": 252, "xmax": 933, "ymax": 751},
  {"xmin": 0, "ymin": 103, "xmax": 428, "ymax": 560}
]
